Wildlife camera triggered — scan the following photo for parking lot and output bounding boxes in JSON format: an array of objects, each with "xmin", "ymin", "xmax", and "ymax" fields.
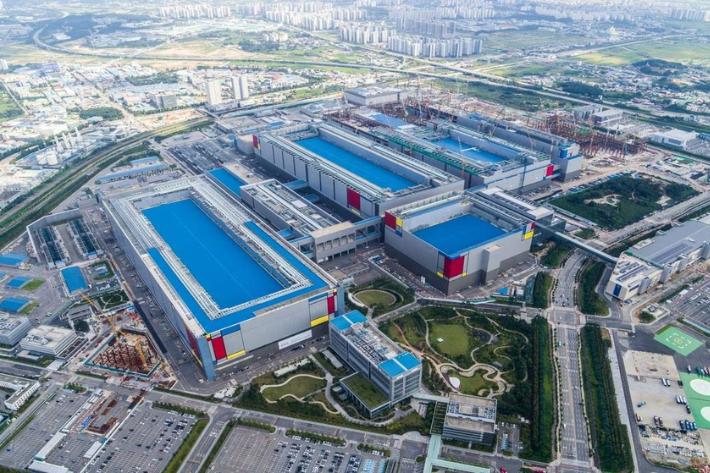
[
  {"xmin": 86, "ymin": 403, "xmax": 198, "ymax": 473},
  {"xmin": 668, "ymin": 276, "xmax": 710, "ymax": 328},
  {"xmin": 0, "ymin": 389, "xmax": 87, "ymax": 469},
  {"xmin": 209, "ymin": 425, "xmax": 387, "ymax": 473}
]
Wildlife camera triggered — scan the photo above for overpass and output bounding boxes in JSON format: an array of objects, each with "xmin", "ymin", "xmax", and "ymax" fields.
[{"xmin": 537, "ymin": 223, "xmax": 619, "ymax": 265}]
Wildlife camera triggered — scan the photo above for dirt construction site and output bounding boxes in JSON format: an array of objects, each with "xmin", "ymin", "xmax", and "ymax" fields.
[{"xmin": 86, "ymin": 329, "xmax": 161, "ymax": 376}]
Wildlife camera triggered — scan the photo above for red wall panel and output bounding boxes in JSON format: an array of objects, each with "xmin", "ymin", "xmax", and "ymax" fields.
[
  {"xmin": 546, "ymin": 165, "xmax": 555, "ymax": 177},
  {"xmin": 443, "ymin": 256, "xmax": 465, "ymax": 278},
  {"xmin": 211, "ymin": 336, "xmax": 227, "ymax": 361},
  {"xmin": 327, "ymin": 295, "xmax": 336, "ymax": 314},
  {"xmin": 384, "ymin": 212, "xmax": 397, "ymax": 229},
  {"xmin": 347, "ymin": 188, "xmax": 361, "ymax": 210}
]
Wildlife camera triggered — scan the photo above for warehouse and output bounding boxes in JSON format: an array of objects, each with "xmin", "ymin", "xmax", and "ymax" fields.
[
  {"xmin": 375, "ymin": 120, "xmax": 555, "ymax": 193},
  {"xmin": 239, "ymin": 179, "xmax": 380, "ymax": 262},
  {"xmin": 343, "ymin": 86, "xmax": 410, "ymax": 107},
  {"xmin": 606, "ymin": 218, "xmax": 710, "ymax": 301},
  {"xmin": 384, "ymin": 189, "xmax": 535, "ymax": 294},
  {"xmin": 254, "ymin": 124, "xmax": 464, "ymax": 219},
  {"xmin": 329, "ymin": 311, "xmax": 421, "ymax": 417},
  {"xmin": 104, "ymin": 176, "xmax": 340, "ymax": 380}
]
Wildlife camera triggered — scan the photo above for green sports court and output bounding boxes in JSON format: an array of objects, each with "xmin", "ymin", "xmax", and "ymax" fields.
[
  {"xmin": 654, "ymin": 326, "xmax": 702, "ymax": 356},
  {"xmin": 680, "ymin": 373, "xmax": 710, "ymax": 429}
]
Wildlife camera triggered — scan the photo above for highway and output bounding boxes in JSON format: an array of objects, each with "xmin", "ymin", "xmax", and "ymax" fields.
[{"xmin": 549, "ymin": 251, "xmax": 592, "ymax": 472}]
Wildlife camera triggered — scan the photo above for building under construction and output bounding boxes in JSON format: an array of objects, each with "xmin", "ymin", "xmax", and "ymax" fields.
[
  {"xmin": 539, "ymin": 114, "xmax": 647, "ymax": 157},
  {"xmin": 87, "ymin": 329, "xmax": 159, "ymax": 376}
]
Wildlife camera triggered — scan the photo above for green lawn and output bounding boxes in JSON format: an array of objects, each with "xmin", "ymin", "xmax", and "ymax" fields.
[
  {"xmin": 19, "ymin": 301, "xmax": 39, "ymax": 314},
  {"xmin": 262, "ymin": 375, "xmax": 326, "ymax": 401},
  {"xmin": 430, "ymin": 322, "xmax": 473, "ymax": 359},
  {"xmin": 21, "ymin": 279, "xmax": 45, "ymax": 291},
  {"xmin": 451, "ymin": 369, "xmax": 497, "ymax": 396},
  {"xmin": 355, "ymin": 290, "xmax": 396, "ymax": 308},
  {"xmin": 383, "ymin": 312, "xmax": 426, "ymax": 349},
  {"xmin": 549, "ymin": 175, "xmax": 697, "ymax": 230},
  {"xmin": 341, "ymin": 373, "xmax": 388, "ymax": 409},
  {"xmin": 0, "ymin": 85, "xmax": 23, "ymax": 124},
  {"xmin": 97, "ymin": 289, "xmax": 129, "ymax": 309}
]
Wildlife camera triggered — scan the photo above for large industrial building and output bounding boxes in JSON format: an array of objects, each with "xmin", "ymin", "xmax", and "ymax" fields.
[
  {"xmin": 457, "ymin": 114, "xmax": 583, "ymax": 182},
  {"xmin": 254, "ymin": 123, "xmax": 464, "ymax": 219},
  {"xmin": 335, "ymin": 86, "xmax": 583, "ymax": 189},
  {"xmin": 329, "ymin": 311, "xmax": 421, "ymax": 417},
  {"xmin": 239, "ymin": 179, "xmax": 381, "ymax": 262},
  {"xmin": 373, "ymin": 120, "xmax": 557, "ymax": 193},
  {"xmin": 384, "ymin": 189, "xmax": 536, "ymax": 294},
  {"xmin": 606, "ymin": 218, "xmax": 710, "ymax": 301},
  {"xmin": 104, "ymin": 176, "xmax": 341, "ymax": 380},
  {"xmin": 442, "ymin": 393, "xmax": 497, "ymax": 446}
]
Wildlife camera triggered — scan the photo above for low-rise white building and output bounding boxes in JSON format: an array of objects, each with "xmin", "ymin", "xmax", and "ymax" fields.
[
  {"xmin": 0, "ymin": 374, "xmax": 40, "ymax": 411},
  {"xmin": 20, "ymin": 325, "xmax": 78, "ymax": 357},
  {"xmin": 650, "ymin": 129, "xmax": 699, "ymax": 150}
]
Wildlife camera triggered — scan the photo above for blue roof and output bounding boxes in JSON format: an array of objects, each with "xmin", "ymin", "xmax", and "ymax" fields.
[
  {"xmin": 6, "ymin": 276, "xmax": 31, "ymax": 288},
  {"xmin": 380, "ymin": 359, "xmax": 404, "ymax": 377},
  {"xmin": 61, "ymin": 266, "xmax": 88, "ymax": 293},
  {"xmin": 0, "ymin": 273, "xmax": 5, "ymax": 280},
  {"xmin": 396, "ymin": 352, "xmax": 421, "ymax": 370},
  {"xmin": 413, "ymin": 214, "xmax": 507, "ymax": 257},
  {"xmin": 98, "ymin": 163, "xmax": 168, "ymax": 182},
  {"xmin": 379, "ymin": 353, "xmax": 421, "ymax": 378},
  {"xmin": 0, "ymin": 297, "xmax": 30, "ymax": 312},
  {"xmin": 296, "ymin": 137, "xmax": 416, "ymax": 192},
  {"xmin": 330, "ymin": 311, "xmax": 367, "ymax": 332},
  {"xmin": 143, "ymin": 199, "xmax": 283, "ymax": 310},
  {"xmin": 130, "ymin": 156, "xmax": 159, "ymax": 166},
  {"xmin": 431, "ymin": 138, "xmax": 505, "ymax": 163},
  {"xmin": 145, "ymin": 204, "xmax": 329, "ymax": 335},
  {"xmin": 209, "ymin": 168, "xmax": 245, "ymax": 197},
  {"xmin": 370, "ymin": 113, "xmax": 409, "ymax": 128},
  {"xmin": 0, "ymin": 254, "xmax": 28, "ymax": 266}
]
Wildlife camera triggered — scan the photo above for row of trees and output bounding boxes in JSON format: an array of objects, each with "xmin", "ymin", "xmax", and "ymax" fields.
[
  {"xmin": 581, "ymin": 325, "xmax": 634, "ymax": 473},
  {"xmin": 79, "ymin": 106, "xmax": 124, "ymax": 121},
  {"xmin": 577, "ymin": 261, "xmax": 610, "ymax": 316},
  {"xmin": 497, "ymin": 316, "xmax": 552, "ymax": 463},
  {"xmin": 531, "ymin": 272, "xmax": 552, "ymax": 309}
]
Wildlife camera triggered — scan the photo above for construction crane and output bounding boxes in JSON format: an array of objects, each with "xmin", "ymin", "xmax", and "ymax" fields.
[{"xmin": 81, "ymin": 292, "xmax": 150, "ymax": 373}]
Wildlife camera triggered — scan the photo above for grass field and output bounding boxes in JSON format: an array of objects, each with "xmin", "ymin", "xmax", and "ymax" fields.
[
  {"xmin": 576, "ymin": 39, "xmax": 710, "ymax": 66},
  {"xmin": 97, "ymin": 290, "xmax": 129, "ymax": 309},
  {"xmin": 451, "ymin": 369, "xmax": 497, "ymax": 396},
  {"xmin": 262, "ymin": 375, "xmax": 326, "ymax": 402},
  {"xmin": 19, "ymin": 301, "xmax": 39, "ymax": 314},
  {"xmin": 654, "ymin": 326, "xmax": 702, "ymax": 356},
  {"xmin": 430, "ymin": 322, "xmax": 473, "ymax": 359},
  {"xmin": 549, "ymin": 175, "xmax": 697, "ymax": 230},
  {"xmin": 483, "ymin": 29, "xmax": 589, "ymax": 53},
  {"xmin": 21, "ymin": 279, "xmax": 45, "ymax": 291},
  {"xmin": 355, "ymin": 290, "xmax": 396, "ymax": 308},
  {"xmin": 0, "ymin": 86, "xmax": 23, "ymax": 124},
  {"xmin": 341, "ymin": 373, "xmax": 388, "ymax": 409}
]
